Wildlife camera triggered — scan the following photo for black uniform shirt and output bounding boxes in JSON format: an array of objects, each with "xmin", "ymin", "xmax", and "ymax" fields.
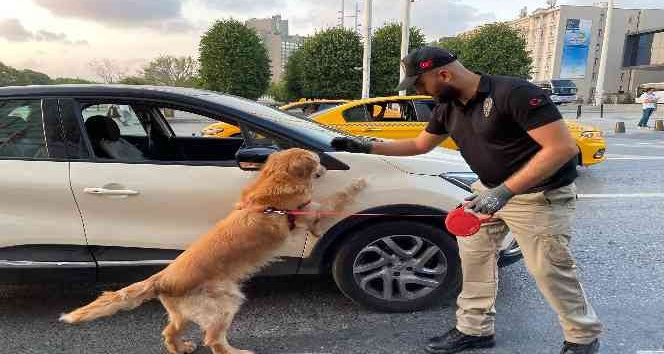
[{"xmin": 425, "ymin": 74, "xmax": 577, "ymax": 192}]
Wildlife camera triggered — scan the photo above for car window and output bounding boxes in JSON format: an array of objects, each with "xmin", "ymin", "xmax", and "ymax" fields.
[
  {"xmin": 343, "ymin": 105, "xmax": 370, "ymax": 122},
  {"xmin": 0, "ymin": 99, "xmax": 48, "ymax": 159},
  {"xmin": 82, "ymin": 104, "xmax": 147, "ymax": 137},
  {"xmin": 414, "ymin": 101, "xmax": 436, "ymax": 122}
]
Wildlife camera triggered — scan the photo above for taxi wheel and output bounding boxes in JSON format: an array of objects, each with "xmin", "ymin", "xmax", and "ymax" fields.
[{"xmin": 332, "ymin": 221, "xmax": 461, "ymax": 313}]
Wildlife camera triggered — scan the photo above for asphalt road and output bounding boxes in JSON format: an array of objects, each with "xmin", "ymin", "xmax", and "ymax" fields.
[{"xmin": 2, "ymin": 130, "xmax": 664, "ymax": 354}]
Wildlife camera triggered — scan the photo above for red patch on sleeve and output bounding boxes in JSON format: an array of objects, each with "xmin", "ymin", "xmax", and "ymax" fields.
[{"xmin": 529, "ymin": 98, "xmax": 542, "ymax": 106}]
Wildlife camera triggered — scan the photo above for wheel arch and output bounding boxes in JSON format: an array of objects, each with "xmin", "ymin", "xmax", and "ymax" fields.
[{"xmin": 298, "ymin": 204, "xmax": 450, "ymax": 275}]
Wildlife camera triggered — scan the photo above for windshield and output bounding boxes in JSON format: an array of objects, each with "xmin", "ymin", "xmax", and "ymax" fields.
[
  {"xmin": 551, "ymin": 80, "xmax": 576, "ymax": 88},
  {"xmin": 194, "ymin": 89, "xmax": 352, "ymax": 145}
]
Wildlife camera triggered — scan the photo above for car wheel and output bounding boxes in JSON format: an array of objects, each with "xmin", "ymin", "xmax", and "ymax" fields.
[{"xmin": 332, "ymin": 221, "xmax": 461, "ymax": 313}]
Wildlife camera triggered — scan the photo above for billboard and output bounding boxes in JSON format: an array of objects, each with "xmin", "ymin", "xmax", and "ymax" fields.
[{"xmin": 560, "ymin": 19, "xmax": 592, "ymax": 79}]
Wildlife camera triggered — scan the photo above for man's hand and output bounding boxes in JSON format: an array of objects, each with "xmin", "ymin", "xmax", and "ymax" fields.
[
  {"xmin": 331, "ymin": 136, "xmax": 373, "ymax": 154},
  {"xmin": 464, "ymin": 183, "xmax": 515, "ymax": 215}
]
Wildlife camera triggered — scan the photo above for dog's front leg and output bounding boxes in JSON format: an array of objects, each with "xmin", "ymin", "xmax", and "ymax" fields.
[{"xmin": 296, "ymin": 178, "xmax": 367, "ymax": 235}]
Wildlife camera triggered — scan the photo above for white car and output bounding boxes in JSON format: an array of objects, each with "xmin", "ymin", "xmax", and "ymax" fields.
[{"xmin": 0, "ymin": 85, "xmax": 521, "ymax": 312}]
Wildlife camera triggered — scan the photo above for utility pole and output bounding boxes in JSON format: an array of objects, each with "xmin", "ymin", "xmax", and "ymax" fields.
[
  {"xmin": 361, "ymin": 0, "xmax": 373, "ymax": 98},
  {"xmin": 339, "ymin": 0, "xmax": 345, "ymax": 27},
  {"xmin": 595, "ymin": 0, "xmax": 614, "ymax": 106},
  {"xmin": 354, "ymin": 1, "xmax": 360, "ymax": 33},
  {"xmin": 399, "ymin": 0, "xmax": 413, "ymax": 96}
]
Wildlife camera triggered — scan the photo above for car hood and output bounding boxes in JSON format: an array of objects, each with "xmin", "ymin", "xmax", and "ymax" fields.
[{"xmin": 377, "ymin": 147, "xmax": 472, "ymax": 175}]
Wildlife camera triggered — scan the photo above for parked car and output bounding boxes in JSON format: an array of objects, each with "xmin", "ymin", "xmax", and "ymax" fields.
[
  {"xmin": 279, "ymin": 99, "xmax": 349, "ymax": 117},
  {"xmin": 307, "ymin": 96, "xmax": 605, "ymax": 167},
  {"xmin": 0, "ymin": 85, "xmax": 522, "ymax": 312},
  {"xmin": 533, "ymin": 79, "xmax": 578, "ymax": 105}
]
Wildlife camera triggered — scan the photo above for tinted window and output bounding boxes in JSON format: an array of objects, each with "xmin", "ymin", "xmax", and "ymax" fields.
[
  {"xmin": 551, "ymin": 80, "xmax": 576, "ymax": 87},
  {"xmin": 82, "ymin": 104, "xmax": 147, "ymax": 136},
  {"xmin": 0, "ymin": 99, "xmax": 48, "ymax": 159},
  {"xmin": 414, "ymin": 101, "xmax": 436, "ymax": 122},
  {"xmin": 342, "ymin": 105, "xmax": 370, "ymax": 122}
]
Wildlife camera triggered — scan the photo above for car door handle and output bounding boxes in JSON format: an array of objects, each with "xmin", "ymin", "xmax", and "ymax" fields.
[
  {"xmin": 84, "ymin": 187, "xmax": 140, "ymax": 196},
  {"xmin": 362, "ymin": 128, "xmax": 383, "ymax": 132}
]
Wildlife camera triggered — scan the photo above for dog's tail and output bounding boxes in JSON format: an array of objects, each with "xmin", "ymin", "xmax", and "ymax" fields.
[{"xmin": 59, "ymin": 275, "xmax": 159, "ymax": 324}]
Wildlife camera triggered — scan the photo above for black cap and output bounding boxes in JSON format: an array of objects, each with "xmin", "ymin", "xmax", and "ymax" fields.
[{"xmin": 395, "ymin": 46, "xmax": 458, "ymax": 91}]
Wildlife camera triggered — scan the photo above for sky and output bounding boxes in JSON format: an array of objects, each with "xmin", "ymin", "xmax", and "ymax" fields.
[{"xmin": 1, "ymin": 0, "xmax": 663, "ymax": 81}]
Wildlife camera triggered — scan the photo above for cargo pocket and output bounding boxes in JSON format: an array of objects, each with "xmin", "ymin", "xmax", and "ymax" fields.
[{"xmin": 543, "ymin": 234, "xmax": 576, "ymax": 268}]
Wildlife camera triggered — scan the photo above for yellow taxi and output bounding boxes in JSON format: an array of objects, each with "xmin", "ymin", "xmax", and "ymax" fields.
[
  {"xmin": 201, "ymin": 95, "xmax": 605, "ymax": 166},
  {"xmin": 201, "ymin": 99, "xmax": 348, "ymax": 138},
  {"xmin": 307, "ymin": 95, "xmax": 605, "ymax": 166}
]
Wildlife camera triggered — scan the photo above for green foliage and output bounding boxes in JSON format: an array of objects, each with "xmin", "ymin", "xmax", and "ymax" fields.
[
  {"xmin": 299, "ymin": 27, "xmax": 362, "ymax": 99},
  {"xmin": 199, "ymin": 19, "xmax": 271, "ymax": 100},
  {"xmin": 267, "ymin": 80, "xmax": 289, "ymax": 104},
  {"xmin": 370, "ymin": 23, "xmax": 426, "ymax": 96},
  {"xmin": 52, "ymin": 77, "xmax": 96, "ymax": 84},
  {"xmin": 118, "ymin": 76, "xmax": 152, "ymax": 85},
  {"xmin": 283, "ymin": 48, "xmax": 304, "ymax": 101},
  {"xmin": 0, "ymin": 62, "xmax": 52, "ymax": 86},
  {"xmin": 143, "ymin": 55, "xmax": 198, "ymax": 87},
  {"xmin": 437, "ymin": 23, "xmax": 532, "ymax": 79}
]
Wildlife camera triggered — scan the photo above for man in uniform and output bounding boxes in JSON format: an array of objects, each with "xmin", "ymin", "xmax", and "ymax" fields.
[{"xmin": 331, "ymin": 47, "xmax": 602, "ymax": 354}]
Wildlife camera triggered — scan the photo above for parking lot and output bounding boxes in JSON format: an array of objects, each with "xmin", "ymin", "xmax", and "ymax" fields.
[{"xmin": 2, "ymin": 115, "xmax": 664, "ymax": 354}]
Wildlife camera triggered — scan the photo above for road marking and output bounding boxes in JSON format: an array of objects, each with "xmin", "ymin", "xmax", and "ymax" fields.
[
  {"xmin": 611, "ymin": 143, "xmax": 664, "ymax": 149},
  {"xmin": 578, "ymin": 193, "xmax": 664, "ymax": 199},
  {"xmin": 606, "ymin": 154, "xmax": 664, "ymax": 160}
]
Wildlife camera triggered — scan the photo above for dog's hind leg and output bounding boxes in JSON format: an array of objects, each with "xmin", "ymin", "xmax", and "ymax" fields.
[
  {"xmin": 203, "ymin": 284, "xmax": 253, "ymax": 354},
  {"xmin": 160, "ymin": 296, "xmax": 197, "ymax": 354}
]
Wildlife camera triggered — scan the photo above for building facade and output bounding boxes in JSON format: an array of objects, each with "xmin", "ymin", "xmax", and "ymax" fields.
[
  {"xmin": 507, "ymin": 4, "xmax": 664, "ymax": 103},
  {"xmin": 246, "ymin": 15, "xmax": 304, "ymax": 82}
]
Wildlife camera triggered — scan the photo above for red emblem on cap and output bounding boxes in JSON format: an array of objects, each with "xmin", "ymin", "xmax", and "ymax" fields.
[
  {"xmin": 419, "ymin": 59, "xmax": 433, "ymax": 70},
  {"xmin": 529, "ymin": 98, "xmax": 542, "ymax": 106}
]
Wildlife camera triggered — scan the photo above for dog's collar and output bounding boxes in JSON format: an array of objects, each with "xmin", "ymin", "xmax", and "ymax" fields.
[{"xmin": 263, "ymin": 201, "xmax": 311, "ymax": 230}]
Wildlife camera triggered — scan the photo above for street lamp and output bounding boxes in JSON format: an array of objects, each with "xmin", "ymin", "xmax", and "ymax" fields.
[{"xmin": 361, "ymin": 0, "xmax": 373, "ymax": 98}]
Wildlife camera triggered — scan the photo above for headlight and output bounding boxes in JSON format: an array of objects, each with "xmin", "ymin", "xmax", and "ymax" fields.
[
  {"xmin": 440, "ymin": 172, "xmax": 479, "ymax": 192},
  {"xmin": 580, "ymin": 131, "xmax": 601, "ymax": 138}
]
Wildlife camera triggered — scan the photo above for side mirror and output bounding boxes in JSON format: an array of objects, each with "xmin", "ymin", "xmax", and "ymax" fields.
[{"xmin": 235, "ymin": 146, "xmax": 278, "ymax": 171}]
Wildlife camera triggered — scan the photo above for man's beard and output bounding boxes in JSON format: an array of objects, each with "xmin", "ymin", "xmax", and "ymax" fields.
[{"xmin": 435, "ymin": 84, "xmax": 462, "ymax": 103}]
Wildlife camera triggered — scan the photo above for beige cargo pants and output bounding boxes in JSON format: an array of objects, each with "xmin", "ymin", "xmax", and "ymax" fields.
[{"xmin": 455, "ymin": 181, "xmax": 602, "ymax": 344}]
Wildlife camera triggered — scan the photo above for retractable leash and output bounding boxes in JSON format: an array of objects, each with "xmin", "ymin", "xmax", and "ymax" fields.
[{"xmin": 266, "ymin": 204, "xmax": 494, "ymax": 237}]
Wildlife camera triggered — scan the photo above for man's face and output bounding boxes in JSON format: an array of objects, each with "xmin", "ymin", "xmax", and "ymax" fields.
[{"xmin": 415, "ymin": 68, "xmax": 461, "ymax": 103}]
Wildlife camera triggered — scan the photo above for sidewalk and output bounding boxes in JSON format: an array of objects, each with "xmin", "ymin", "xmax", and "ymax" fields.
[{"xmin": 559, "ymin": 104, "xmax": 664, "ymax": 135}]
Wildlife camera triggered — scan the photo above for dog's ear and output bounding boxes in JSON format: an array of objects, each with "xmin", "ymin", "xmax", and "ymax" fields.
[{"xmin": 287, "ymin": 152, "xmax": 318, "ymax": 179}]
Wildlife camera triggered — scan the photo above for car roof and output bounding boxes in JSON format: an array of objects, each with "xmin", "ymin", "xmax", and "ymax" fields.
[{"xmin": 280, "ymin": 99, "xmax": 349, "ymax": 109}]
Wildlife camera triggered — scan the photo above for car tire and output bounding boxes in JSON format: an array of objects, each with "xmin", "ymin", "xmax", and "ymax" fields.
[{"xmin": 332, "ymin": 221, "xmax": 461, "ymax": 313}]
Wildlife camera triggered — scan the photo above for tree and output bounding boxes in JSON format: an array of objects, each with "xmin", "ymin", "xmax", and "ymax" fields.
[
  {"xmin": 0, "ymin": 62, "xmax": 24, "ymax": 86},
  {"xmin": 267, "ymin": 80, "xmax": 290, "ymax": 103},
  {"xmin": 88, "ymin": 59, "xmax": 127, "ymax": 83},
  {"xmin": 143, "ymin": 55, "xmax": 198, "ymax": 87},
  {"xmin": 437, "ymin": 23, "xmax": 532, "ymax": 79},
  {"xmin": 199, "ymin": 19, "xmax": 271, "ymax": 100},
  {"xmin": 283, "ymin": 47, "xmax": 304, "ymax": 101},
  {"xmin": 371, "ymin": 23, "xmax": 426, "ymax": 96},
  {"xmin": 0, "ymin": 62, "xmax": 53, "ymax": 86},
  {"xmin": 52, "ymin": 77, "xmax": 95, "ymax": 84},
  {"xmin": 118, "ymin": 76, "xmax": 151, "ymax": 85},
  {"xmin": 299, "ymin": 27, "xmax": 362, "ymax": 99}
]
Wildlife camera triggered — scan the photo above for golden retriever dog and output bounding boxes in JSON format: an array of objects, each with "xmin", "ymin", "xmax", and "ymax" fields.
[{"xmin": 60, "ymin": 148, "xmax": 367, "ymax": 354}]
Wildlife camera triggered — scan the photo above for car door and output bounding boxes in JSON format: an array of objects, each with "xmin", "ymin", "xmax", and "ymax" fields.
[
  {"xmin": 0, "ymin": 98, "xmax": 90, "ymax": 267},
  {"xmin": 64, "ymin": 99, "xmax": 304, "ymax": 273}
]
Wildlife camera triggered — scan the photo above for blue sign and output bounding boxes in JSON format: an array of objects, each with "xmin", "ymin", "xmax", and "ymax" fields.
[{"xmin": 560, "ymin": 19, "xmax": 592, "ymax": 79}]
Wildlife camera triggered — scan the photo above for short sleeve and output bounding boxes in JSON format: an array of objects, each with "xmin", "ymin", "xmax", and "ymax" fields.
[
  {"xmin": 508, "ymin": 85, "xmax": 563, "ymax": 131},
  {"xmin": 424, "ymin": 104, "xmax": 448, "ymax": 135}
]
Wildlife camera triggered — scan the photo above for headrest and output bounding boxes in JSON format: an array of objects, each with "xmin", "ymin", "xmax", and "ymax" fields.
[{"xmin": 85, "ymin": 115, "xmax": 121, "ymax": 141}]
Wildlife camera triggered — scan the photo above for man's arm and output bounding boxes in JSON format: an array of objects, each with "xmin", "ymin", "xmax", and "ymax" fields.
[
  {"xmin": 371, "ymin": 131, "xmax": 448, "ymax": 156},
  {"xmin": 503, "ymin": 120, "xmax": 577, "ymax": 194}
]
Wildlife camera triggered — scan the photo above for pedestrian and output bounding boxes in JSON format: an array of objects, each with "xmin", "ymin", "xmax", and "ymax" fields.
[
  {"xmin": 331, "ymin": 47, "xmax": 602, "ymax": 354},
  {"xmin": 638, "ymin": 87, "xmax": 658, "ymax": 128}
]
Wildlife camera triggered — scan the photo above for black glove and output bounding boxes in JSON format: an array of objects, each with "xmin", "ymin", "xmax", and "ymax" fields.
[
  {"xmin": 331, "ymin": 136, "xmax": 373, "ymax": 154},
  {"xmin": 464, "ymin": 183, "xmax": 515, "ymax": 215}
]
